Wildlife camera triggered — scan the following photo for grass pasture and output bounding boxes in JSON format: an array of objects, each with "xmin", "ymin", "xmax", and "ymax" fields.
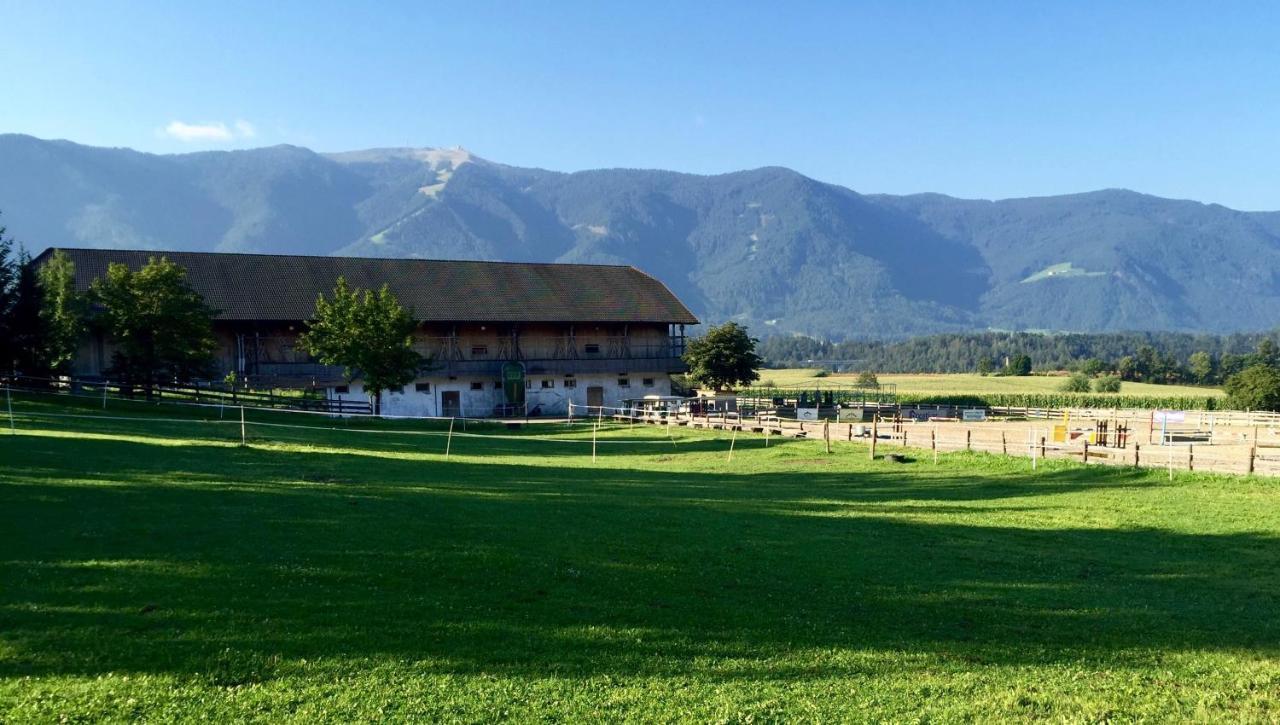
[{"xmin": 2, "ymin": 392, "xmax": 1279, "ymax": 721}]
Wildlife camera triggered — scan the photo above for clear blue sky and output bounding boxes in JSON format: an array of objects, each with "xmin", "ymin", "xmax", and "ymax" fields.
[{"xmin": 3, "ymin": 1, "xmax": 1279, "ymax": 209}]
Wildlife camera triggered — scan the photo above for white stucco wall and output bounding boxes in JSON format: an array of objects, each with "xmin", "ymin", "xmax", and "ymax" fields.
[{"xmin": 332, "ymin": 372, "xmax": 673, "ymax": 418}]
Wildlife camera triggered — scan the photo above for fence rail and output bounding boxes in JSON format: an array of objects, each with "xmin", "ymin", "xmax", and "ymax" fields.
[
  {"xmin": 571, "ymin": 402, "xmax": 1280, "ymax": 479},
  {"xmin": 1, "ymin": 374, "xmax": 372, "ymax": 415}
]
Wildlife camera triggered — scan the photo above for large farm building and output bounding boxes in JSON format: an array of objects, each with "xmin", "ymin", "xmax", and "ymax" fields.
[{"xmin": 38, "ymin": 248, "xmax": 699, "ymax": 417}]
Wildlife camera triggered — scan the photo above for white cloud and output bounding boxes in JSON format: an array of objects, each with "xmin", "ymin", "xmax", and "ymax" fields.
[{"xmin": 163, "ymin": 119, "xmax": 256, "ymax": 143}]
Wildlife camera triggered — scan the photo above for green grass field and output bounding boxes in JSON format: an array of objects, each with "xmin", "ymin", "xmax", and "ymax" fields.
[
  {"xmin": 759, "ymin": 369, "xmax": 1225, "ymax": 398},
  {"xmin": 2, "ymin": 392, "xmax": 1278, "ymax": 721}
]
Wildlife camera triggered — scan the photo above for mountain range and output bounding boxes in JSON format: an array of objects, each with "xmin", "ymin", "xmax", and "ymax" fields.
[{"xmin": 3, "ymin": 133, "xmax": 1279, "ymax": 340}]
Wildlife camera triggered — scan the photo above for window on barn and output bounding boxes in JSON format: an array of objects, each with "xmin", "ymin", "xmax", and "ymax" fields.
[
  {"xmin": 563, "ymin": 378, "xmax": 577, "ymax": 388},
  {"xmin": 584, "ymin": 343, "xmax": 601, "ymax": 354},
  {"xmin": 470, "ymin": 382, "xmax": 484, "ymax": 391},
  {"xmin": 541, "ymin": 379, "xmax": 554, "ymax": 388},
  {"xmin": 618, "ymin": 378, "xmax": 630, "ymax": 388},
  {"xmin": 333, "ymin": 385, "xmax": 350, "ymax": 394},
  {"xmin": 471, "ymin": 345, "xmax": 488, "ymax": 356},
  {"xmin": 415, "ymin": 382, "xmax": 431, "ymax": 392},
  {"xmin": 643, "ymin": 378, "xmax": 655, "ymax": 387}
]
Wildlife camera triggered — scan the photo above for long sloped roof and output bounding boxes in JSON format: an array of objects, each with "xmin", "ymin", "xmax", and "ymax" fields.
[{"xmin": 39, "ymin": 248, "xmax": 699, "ymax": 324}]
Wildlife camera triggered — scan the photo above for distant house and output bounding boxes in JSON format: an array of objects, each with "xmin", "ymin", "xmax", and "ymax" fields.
[{"xmin": 36, "ymin": 248, "xmax": 699, "ymax": 417}]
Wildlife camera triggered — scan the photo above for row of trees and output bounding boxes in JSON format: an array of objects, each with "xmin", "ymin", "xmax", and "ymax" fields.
[{"xmin": 759, "ymin": 330, "xmax": 1280, "ymax": 379}]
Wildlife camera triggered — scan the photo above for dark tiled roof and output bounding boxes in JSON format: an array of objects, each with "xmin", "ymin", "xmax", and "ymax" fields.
[{"xmin": 37, "ymin": 248, "xmax": 699, "ymax": 325}]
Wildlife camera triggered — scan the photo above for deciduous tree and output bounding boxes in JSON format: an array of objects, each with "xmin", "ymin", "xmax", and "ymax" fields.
[
  {"xmin": 300, "ymin": 277, "xmax": 424, "ymax": 415},
  {"xmin": 1224, "ymin": 365, "xmax": 1280, "ymax": 412},
  {"xmin": 683, "ymin": 322, "xmax": 763, "ymax": 391},
  {"xmin": 90, "ymin": 257, "xmax": 217, "ymax": 397}
]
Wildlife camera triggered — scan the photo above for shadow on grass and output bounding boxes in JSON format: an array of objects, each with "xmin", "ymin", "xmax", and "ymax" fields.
[{"xmin": 2, "ymin": 432, "xmax": 1278, "ymax": 685}]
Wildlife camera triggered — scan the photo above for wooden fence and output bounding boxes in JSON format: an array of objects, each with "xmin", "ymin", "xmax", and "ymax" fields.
[{"xmin": 634, "ymin": 410, "xmax": 1280, "ymax": 478}]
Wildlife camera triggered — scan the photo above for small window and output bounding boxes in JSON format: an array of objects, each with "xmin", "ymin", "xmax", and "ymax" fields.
[
  {"xmin": 415, "ymin": 382, "xmax": 431, "ymax": 392},
  {"xmin": 494, "ymin": 381, "xmax": 503, "ymax": 389},
  {"xmin": 470, "ymin": 382, "xmax": 484, "ymax": 391},
  {"xmin": 471, "ymin": 345, "xmax": 488, "ymax": 356},
  {"xmin": 563, "ymin": 378, "xmax": 577, "ymax": 388},
  {"xmin": 618, "ymin": 377, "xmax": 630, "ymax": 388},
  {"xmin": 541, "ymin": 379, "xmax": 554, "ymax": 389},
  {"xmin": 333, "ymin": 385, "xmax": 350, "ymax": 394},
  {"xmin": 643, "ymin": 378, "xmax": 655, "ymax": 387},
  {"xmin": 584, "ymin": 343, "xmax": 601, "ymax": 354}
]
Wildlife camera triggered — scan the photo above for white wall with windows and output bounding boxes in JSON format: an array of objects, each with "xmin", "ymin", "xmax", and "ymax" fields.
[{"xmin": 328, "ymin": 372, "xmax": 673, "ymax": 418}]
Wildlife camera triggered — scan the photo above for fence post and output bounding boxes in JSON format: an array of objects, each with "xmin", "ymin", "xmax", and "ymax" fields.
[
  {"xmin": 965, "ymin": 429, "xmax": 971, "ymax": 452},
  {"xmin": 869, "ymin": 415, "xmax": 878, "ymax": 460},
  {"xmin": 1001, "ymin": 431, "xmax": 1007, "ymax": 455},
  {"xmin": 592, "ymin": 422, "xmax": 598, "ymax": 463},
  {"xmin": 1134, "ymin": 443, "xmax": 1140, "ymax": 468},
  {"xmin": 823, "ymin": 420, "xmax": 830, "ymax": 454},
  {"xmin": 728, "ymin": 426, "xmax": 738, "ymax": 462},
  {"xmin": 932, "ymin": 426, "xmax": 938, "ymax": 465},
  {"xmin": 6, "ymin": 384, "xmax": 14, "ymax": 435},
  {"xmin": 240, "ymin": 405, "xmax": 246, "ymax": 446},
  {"xmin": 103, "ymin": 381, "xmax": 109, "ymax": 410},
  {"xmin": 1082, "ymin": 440, "xmax": 1089, "ymax": 464},
  {"xmin": 1249, "ymin": 445, "xmax": 1256, "ymax": 475},
  {"xmin": 1188, "ymin": 444, "xmax": 1194, "ymax": 472},
  {"xmin": 1167, "ymin": 443, "xmax": 1173, "ymax": 481},
  {"xmin": 1039, "ymin": 436, "xmax": 1046, "ymax": 460}
]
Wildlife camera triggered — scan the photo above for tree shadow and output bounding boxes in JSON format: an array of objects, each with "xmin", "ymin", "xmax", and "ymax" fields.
[{"xmin": 2, "ymin": 432, "xmax": 1278, "ymax": 686}]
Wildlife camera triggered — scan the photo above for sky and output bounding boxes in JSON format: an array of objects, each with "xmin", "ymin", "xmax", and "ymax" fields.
[{"xmin": 2, "ymin": 1, "xmax": 1279, "ymax": 210}]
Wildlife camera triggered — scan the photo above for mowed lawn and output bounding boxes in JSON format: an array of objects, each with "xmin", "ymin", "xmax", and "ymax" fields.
[
  {"xmin": 760, "ymin": 368, "xmax": 1225, "ymax": 397},
  {"xmin": 2, "ymin": 395, "xmax": 1278, "ymax": 721}
]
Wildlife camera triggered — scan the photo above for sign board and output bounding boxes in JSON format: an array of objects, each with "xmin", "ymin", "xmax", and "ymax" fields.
[
  {"xmin": 797, "ymin": 407, "xmax": 819, "ymax": 421},
  {"xmin": 961, "ymin": 408, "xmax": 987, "ymax": 422},
  {"xmin": 1154, "ymin": 410, "xmax": 1186, "ymax": 424}
]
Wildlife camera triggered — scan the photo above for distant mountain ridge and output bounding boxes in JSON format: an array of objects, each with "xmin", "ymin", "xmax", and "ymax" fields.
[{"xmin": 3, "ymin": 133, "xmax": 1279, "ymax": 339}]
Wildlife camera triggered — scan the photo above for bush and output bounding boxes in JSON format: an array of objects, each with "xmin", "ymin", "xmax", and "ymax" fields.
[
  {"xmin": 1059, "ymin": 372, "xmax": 1092, "ymax": 393},
  {"xmin": 813, "ymin": 370, "xmax": 829, "ymax": 378},
  {"xmin": 1093, "ymin": 375, "xmax": 1122, "ymax": 393},
  {"xmin": 855, "ymin": 371, "xmax": 879, "ymax": 388},
  {"xmin": 1224, "ymin": 365, "xmax": 1280, "ymax": 411}
]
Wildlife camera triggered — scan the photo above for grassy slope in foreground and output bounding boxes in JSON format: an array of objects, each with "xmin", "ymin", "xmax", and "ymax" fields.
[
  {"xmin": 1, "ymin": 395, "xmax": 1277, "ymax": 721},
  {"xmin": 760, "ymin": 369, "xmax": 1225, "ymax": 397}
]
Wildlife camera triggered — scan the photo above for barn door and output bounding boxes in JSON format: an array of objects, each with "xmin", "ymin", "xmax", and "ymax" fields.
[
  {"xmin": 441, "ymin": 391, "xmax": 461, "ymax": 418},
  {"xmin": 586, "ymin": 386, "xmax": 604, "ymax": 409}
]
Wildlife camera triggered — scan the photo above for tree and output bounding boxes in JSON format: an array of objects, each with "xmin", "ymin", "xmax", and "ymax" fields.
[
  {"xmin": 0, "ymin": 214, "xmax": 19, "ymax": 373},
  {"xmin": 1003, "ymin": 354, "xmax": 1031, "ymax": 376},
  {"xmin": 976, "ymin": 356, "xmax": 994, "ymax": 376},
  {"xmin": 1059, "ymin": 372, "xmax": 1091, "ymax": 392},
  {"xmin": 682, "ymin": 322, "xmax": 763, "ymax": 391},
  {"xmin": 1189, "ymin": 350, "xmax": 1215, "ymax": 385},
  {"xmin": 90, "ymin": 257, "xmax": 217, "ymax": 397},
  {"xmin": 300, "ymin": 277, "xmax": 424, "ymax": 415},
  {"xmin": 1116, "ymin": 355, "xmax": 1137, "ymax": 381},
  {"xmin": 855, "ymin": 370, "xmax": 879, "ymax": 388},
  {"xmin": 1224, "ymin": 365, "xmax": 1280, "ymax": 412},
  {"xmin": 1079, "ymin": 357, "xmax": 1105, "ymax": 377},
  {"xmin": 35, "ymin": 250, "xmax": 84, "ymax": 376},
  {"xmin": 1093, "ymin": 374, "xmax": 1122, "ymax": 393}
]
